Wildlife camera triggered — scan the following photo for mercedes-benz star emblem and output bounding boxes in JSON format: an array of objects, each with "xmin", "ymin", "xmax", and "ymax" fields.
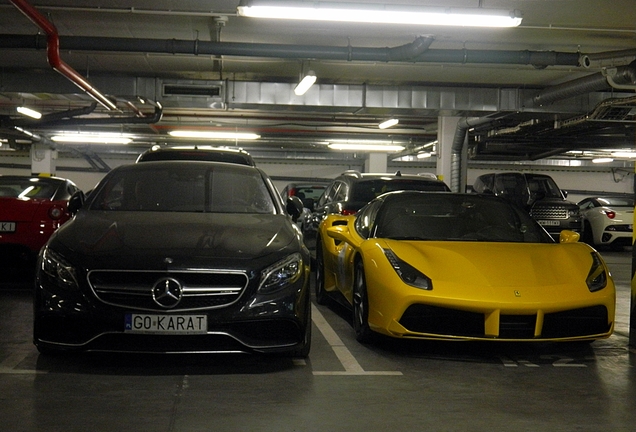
[{"xmin": 152, "ymin": 278, "xmax": 183, "ymax": 308}]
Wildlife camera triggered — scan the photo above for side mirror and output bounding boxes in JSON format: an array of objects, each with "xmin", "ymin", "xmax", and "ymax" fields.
[
  {"xmin": 286, "ymin": 196, "xmax": 304, "ymax": 222},
  {"xmin": 559, "ymin": 230, "xmax": 580, "ymax": 244},
  {"xmin": 67, "ymin": 190, "xmax": 86, "ymax": 216},
  {"xmin": 326, "ymin": 225, "xmax": 350, "ymax": 242}
]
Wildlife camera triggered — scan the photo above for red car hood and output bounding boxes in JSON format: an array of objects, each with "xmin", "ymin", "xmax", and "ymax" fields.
[{"xmin": 0, "ymin": 197, "xmax": 49, "ymax": 221}]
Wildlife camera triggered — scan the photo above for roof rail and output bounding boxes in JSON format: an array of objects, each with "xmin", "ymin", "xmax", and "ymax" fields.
[
  {"xmin": 417, "ymin": 172, "xmax": 439, "ymax": 180},
  {"xmin": 342, "ymin": 170, "xmax": 363, "ymax": 178}
]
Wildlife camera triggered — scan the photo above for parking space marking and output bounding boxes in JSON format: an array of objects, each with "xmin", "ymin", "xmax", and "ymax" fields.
[
  {"xmin": 0, "ymin": 353, "xmax": 43, "ymax": 375},
  {"xmin": 311, "ymin": 304, "xmax": 402, "ymax": 376}
]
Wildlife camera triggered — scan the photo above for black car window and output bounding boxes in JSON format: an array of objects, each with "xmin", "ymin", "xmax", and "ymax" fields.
[
  {"xmin": 526, "ymin": 175, "xmax": 563, "ymax": 199},
  {"xmin": 375, "ymin": 194, "xmax": 552, "ymax": 243},
  {"xmin": 333, "ymin": 181, "xmax": 347, "ymax": 202},
  {"xmin": 91, "ymin": 165, "xmax": 276, "ymax": 214},
  {"xmin": 0, "ymin": 178, "xmax": 59, "ymax": 199},
  {"xmin": 351, "ymin": 179, "xmax": 447, "ymax": 203},
  {"xmin": 355, "ymin": 199, "xmax": 382, "ymax": 239}
]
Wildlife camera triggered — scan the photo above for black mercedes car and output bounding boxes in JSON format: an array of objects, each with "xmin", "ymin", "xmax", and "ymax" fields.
[{"xmin": 34, "ymin": 160, "xmax": 311, "ymax": 357}]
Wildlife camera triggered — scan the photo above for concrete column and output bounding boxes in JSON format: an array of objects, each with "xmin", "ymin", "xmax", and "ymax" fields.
[
  {"xmin": 437, "ymin": 116, "xmax": 461, "ymax": 188},
  {"xmin": 365, "ymin": 152, "xmax": 388, "ymax": 173},
  {"xmin": 30, "ymin": 144, "xmax": 56, "ymax": 175}
]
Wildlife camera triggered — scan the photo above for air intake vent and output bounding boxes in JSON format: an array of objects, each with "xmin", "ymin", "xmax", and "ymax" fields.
[
  {"xmin": 163, "ymin": 84, "xmax": 222, "ymax": 97},
  {"xmin": 158, "ymin": 79, "xmax": 225, "ymax": 109}
]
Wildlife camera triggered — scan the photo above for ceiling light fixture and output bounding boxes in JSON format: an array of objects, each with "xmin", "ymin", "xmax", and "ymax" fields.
[
  {"xmin": 611, "ymin": 151, "xmax": 636, "ymax": 158},
  {"xmin": 328, "ymin": 143, "xmax": 405, "ymax": 152},
  {"xmin": 51, "ymin": 133, "xmax": 133, "ymax": 144},
  {"xmin": 294, "ymin": 71, "xmax": 316, "ymax": 96},
  {"xmin": 168, "ymin": 131, "xmax": 261, "ymax": 140},
  {"xmin": 592, "ymin": 157, "xmax": 614, "ymax": 164},
  {"xmin": 237, "ymin": 1, "xmax": 523, "ymax": 28},
  {"xmin": 378, "ymin": 119, "xmax": 399, "ymax": 129},
  {"xmin": 17, "ymin": 106, "xmax": 42, "ymax": 119}
]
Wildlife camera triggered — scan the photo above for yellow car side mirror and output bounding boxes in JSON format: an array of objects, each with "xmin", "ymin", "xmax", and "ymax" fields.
[
  {"xmin": 326, "ymin": 225, "xmax": 350, "ymax": 242},
  {"xmin": 559, "ymin": 230, "xmax": 580, "ymax": 244}
]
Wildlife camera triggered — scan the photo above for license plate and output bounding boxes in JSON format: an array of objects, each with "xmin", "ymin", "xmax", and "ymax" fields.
[
  {"xmin": 0, "ymin": 222, "xmax": 16, "ymax": 232},
  {"xmin": 537, "ymin": 220, "xmax": 560, "ymax": 226},
  {"xmin": 124, "ymin": 314, "xmax": 207, "ymax": 334}
]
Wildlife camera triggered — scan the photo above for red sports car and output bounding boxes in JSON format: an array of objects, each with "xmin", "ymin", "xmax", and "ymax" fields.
[{"xmin": 0, "ymin": 175, "xmax": 80, "ymax": 264}]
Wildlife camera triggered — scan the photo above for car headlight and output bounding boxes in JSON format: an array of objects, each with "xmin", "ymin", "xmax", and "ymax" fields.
[
  {"xmin": 258, "ymin": 253, "xmax": 304, "ymax": 294},
  {"xmin": 586, "ymin": 251, "xmax": 608, "ymax": 292},
  {"xmin": 41, "ymin": 247, "xmax": 79, "ymax": 290},
  {"xmin": 383, "ymin": 249, "xmax": 432, "ymax": 290}
]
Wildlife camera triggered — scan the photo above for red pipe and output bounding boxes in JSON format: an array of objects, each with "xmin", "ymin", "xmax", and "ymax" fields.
[{"xmin": 10, "ymin": 0, "xmax": 118, "ymax": 111}]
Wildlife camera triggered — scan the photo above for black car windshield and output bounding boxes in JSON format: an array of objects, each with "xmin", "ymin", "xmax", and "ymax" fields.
[
  {"xmin": 90, "ymin": 164, "xmax": 277, "ymax": 214},
  {"xmin": 351, "ymin": 179, "xmax": 448, "ymax": 203},
  {"xmin": 0, "ymin": 177, "xmax": 60, "ymax": 199},
  {"xmin": 375, "ymin": 193, "xmax": 553, "ymax": 243}
]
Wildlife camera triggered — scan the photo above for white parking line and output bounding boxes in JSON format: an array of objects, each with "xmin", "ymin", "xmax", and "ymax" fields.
[
  {"xmin": 311, "ymin": 304, "xmax": 402, "ymax": 376},
  {"xmin": 0, "ymin": 353, "xmax": 44, "ymax": 374}
]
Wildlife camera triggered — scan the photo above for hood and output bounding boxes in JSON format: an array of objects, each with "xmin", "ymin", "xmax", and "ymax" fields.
[
  {"xmin": 0, "ymin": 197, "xmax": 49, "ymax": 222},
  {"xmin": 532, "ymin": 198, "xmax": 578, "ymax": 209},
  {"xmin": 51, "ymin": 211, "xmax": 297, "ymax": 267},
  {"xmin": 386, "ymin": 240, "xmax": 598, "ymax": 303}
]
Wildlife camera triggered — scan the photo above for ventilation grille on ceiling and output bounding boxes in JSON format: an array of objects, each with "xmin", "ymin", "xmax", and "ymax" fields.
[
  {"xmin": 158, "ymin": 80, "xmax": 226, "ymax": 109},
  {"xmin": 163, "ymin": 85, "xmax": 222, "ymax": 97}
]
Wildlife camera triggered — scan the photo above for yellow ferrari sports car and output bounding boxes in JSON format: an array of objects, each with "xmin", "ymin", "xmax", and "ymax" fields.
[{"xmin": 315, "ymin": 191, "xmax": 615, "ymax": 343}]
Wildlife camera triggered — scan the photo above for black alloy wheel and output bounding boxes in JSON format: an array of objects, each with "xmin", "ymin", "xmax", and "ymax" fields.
[
  {"xmin": 353, "ymin": 259, "xmax": 374, "ymax": 343},
  {"xmin": 581, "ymin": 220, "xmax": 595, "ymax": 246}
]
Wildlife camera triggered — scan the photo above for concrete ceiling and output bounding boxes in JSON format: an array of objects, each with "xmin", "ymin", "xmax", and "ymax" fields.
[{"xmin": 0, "ymin": 0, "xmax": 635, "ymax": 165}]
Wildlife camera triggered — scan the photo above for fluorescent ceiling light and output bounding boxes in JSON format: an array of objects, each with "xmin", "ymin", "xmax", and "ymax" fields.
[
  {"xmin": 237, "ymin": 1, "xmax": 522, "ymax": 27},
  {"xmin": 51, "ymin": 133, "xmax": 133, "ymax": 144},
  {"xmin": 17, "ymin": 106, "xmax": 42, "ymax": 119},
  {"xmin": 592, "ymin": 157, "xmax": 614, "ymax": 163},
  {"xmin": 169, "ymin": 131, "xmax": 261, "ymax": 140},
  {"xmin": 378, "ymin": 119, "xmax": 399, "ymax": 129},
  {"xmin": 416, "ymin": 152, "xmax": 432, "ymax": 159},
  {"xmin": 294, "ymin": 71, "xmax": 316, "ymax": 96},
  {"xmin": 328, "ymin": 143, "xmax": 405, "ymax": 152},
  {"xmin": 611, "ymin": 151, "xmax": 636, "ymax": 158}
]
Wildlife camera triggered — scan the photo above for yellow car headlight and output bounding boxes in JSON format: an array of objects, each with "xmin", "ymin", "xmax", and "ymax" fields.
[
  {"xmin": 586, "ymin": 251, "xmax": 608, "ymax": 292},
  {"xmin": 383, "ymin": 249, "xmax": 432, "ymax": 291}
]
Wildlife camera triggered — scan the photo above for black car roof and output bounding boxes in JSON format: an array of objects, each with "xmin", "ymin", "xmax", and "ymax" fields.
[{"xmin": 136, "ymin": 147, "xmax": 256, "ymax": 166}]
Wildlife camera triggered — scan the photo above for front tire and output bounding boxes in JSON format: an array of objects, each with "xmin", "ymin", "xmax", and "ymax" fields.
[
  {"xmin": 581, "ymin": 220, "xmax": 595, "ymax": 246},
  {"xmin": 314, "ymin": 241, "xmax": 328, "ymax": 305},
  {"xmin": 353, "ymin": 260, "xmax": 374, "ymax": 343}
]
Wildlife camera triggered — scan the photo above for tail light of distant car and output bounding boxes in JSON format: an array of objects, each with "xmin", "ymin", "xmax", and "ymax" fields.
[
  {"xmin": 603, "ymin": 210, "xmax": 616, "ymax": 219},
  {"xmin": 48, "ymin": 205, "xmax": 65, "ymax": 220}
]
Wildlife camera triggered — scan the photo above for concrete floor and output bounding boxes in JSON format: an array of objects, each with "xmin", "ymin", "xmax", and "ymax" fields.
[{"xmin": 1, "ymin": 251, "xmax": 635, "ymax": 432}]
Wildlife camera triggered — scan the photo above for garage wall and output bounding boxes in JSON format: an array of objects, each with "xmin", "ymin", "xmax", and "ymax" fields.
[{"xmin": 0, "ymin": 152, "xmax": 633, "ymax": 200}]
